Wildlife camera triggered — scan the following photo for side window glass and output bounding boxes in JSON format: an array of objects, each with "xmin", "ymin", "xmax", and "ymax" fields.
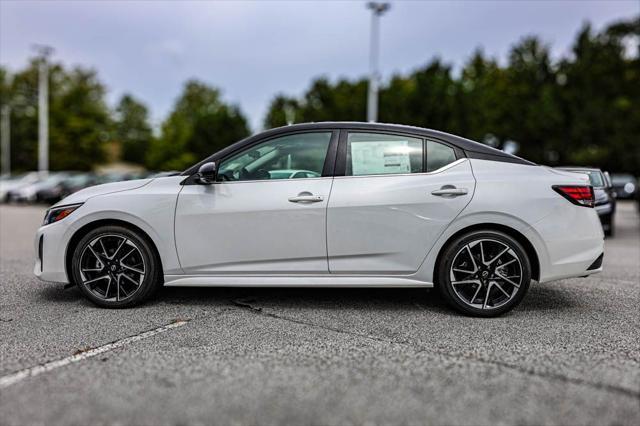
[
  {"xmin": 426, "ymin": 140, "xmax": 457, "ymax": 172},
  {"xmin": 218, "ymin": 132, "xmax": 331, "ymax": 181},
  {"xmin": 346, "ymin": 133, "xmax": 423, "ymax": 176}
]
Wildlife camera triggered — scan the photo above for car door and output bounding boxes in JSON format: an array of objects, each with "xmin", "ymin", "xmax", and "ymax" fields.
[
  {"xmin": 175, "ymin": 131, "xmax": 337, "ymax": 274},
  {"xmin": 327, "ymin": 131, "xmax": 475, "ymax": 274}
]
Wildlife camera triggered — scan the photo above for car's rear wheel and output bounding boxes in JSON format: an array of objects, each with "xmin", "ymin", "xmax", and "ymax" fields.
[
  {"xmin": 71, "ymin": 225, "xmax": 161, "ymax": 308},
  {"xmin": 436, "ymin": 230, "xmax": 531, "ymax": 317}
]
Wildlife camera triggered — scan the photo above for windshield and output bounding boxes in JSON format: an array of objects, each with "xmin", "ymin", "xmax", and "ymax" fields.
[
  {"xmin": 562, "ymin": 169, "xmax": 605, "ymax": 187},
  {"xmin": 585, "ymin": 171, "xmax": 605, "ymax": 187}
]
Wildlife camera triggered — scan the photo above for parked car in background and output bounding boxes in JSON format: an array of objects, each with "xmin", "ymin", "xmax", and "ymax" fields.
[
  {"xmin": 0, "ymin": 172, "xmax": 41, "ymax": 202},
  {"xmin": 7, "ymin": 173, "xmax": 73, "ymax": 203},
  {"xmin": 37, "ymin": 173, "xmax": 99, "ymax": 204},
  {"xmin": 611, "ymin": 173, "xmax": 638, "ymax": 199},
  {"xmin": 557, "ymin": 167, "xmax": 616, "ymax": 236}
]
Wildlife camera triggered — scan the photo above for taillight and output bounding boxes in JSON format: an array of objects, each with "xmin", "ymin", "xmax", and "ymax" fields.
[{"xmin": 552, "ymin": 185, "xmax": 595, "ymax": 207}]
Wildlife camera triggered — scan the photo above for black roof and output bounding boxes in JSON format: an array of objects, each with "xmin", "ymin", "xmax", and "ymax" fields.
[{"xmin": 183, "ymin": 121, "xmax": 534, "ymax": 176}]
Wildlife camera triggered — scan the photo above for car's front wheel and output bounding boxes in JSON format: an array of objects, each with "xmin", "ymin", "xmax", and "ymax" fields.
[
  {"xmin": 71, "ymin": 225, "xmax": 162, "ymax": 308},
  {"xmin": 436, "ymin": 230, "xmax": 531, "ymax": 317}
]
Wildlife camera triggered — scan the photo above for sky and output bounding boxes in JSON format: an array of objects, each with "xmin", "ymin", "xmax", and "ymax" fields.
[{"xmin": 1, "ymin": 0, "xmax": 638, "ymax": 131}]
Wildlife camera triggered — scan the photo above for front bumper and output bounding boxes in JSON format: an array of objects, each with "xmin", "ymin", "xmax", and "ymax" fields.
[{"xmin": 34, "ymin": 221, "xmax": 71, "ymax": 283}]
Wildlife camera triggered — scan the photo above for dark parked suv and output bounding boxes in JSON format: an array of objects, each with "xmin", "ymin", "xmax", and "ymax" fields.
[{"xmin": 557, "ymin": 167, "xmax": 616, "ymax": 236}]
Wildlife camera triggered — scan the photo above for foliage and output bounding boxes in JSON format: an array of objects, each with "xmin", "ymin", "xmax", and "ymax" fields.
[
  {"xmin": 114, "ymin": 94, "xmax": 153, "ymax": 165},
  {"xmin": 146, "ymin": 80, "xmax": 250, "ymax": 171},
  {"xmin": 0, "ymin": 59, "xmax": 111, "ymax": 171},
  {"xmin": 264, "ymin": 16, "xmax": 639, "ymax": 173}
]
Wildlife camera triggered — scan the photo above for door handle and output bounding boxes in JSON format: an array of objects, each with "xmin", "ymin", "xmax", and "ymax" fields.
[
  {"xmin": 288, "ymin": 194, "xmax": 324, "ymax": 203},
  {"xmin": 431, "ymin": 187, "xmax": 468, "ymax": 196}
]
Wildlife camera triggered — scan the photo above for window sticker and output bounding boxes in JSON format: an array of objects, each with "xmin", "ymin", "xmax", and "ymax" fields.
[{"xmin": 350, "ymin": 140, "xmax": 412, "ymax": 175}]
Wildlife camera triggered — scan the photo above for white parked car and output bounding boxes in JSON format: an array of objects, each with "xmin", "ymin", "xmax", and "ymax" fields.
[
  {"xmin": 0, "ymin": 172, "xmax": 41, "ymax": 202},
  {"xmin": 35, "ymin": 123, "xmax": 604, "ymax": 316}
]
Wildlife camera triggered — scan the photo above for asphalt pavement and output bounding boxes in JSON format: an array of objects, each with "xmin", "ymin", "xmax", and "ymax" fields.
[{"xmin": 0, "ymin": 202, "xmax": 638, "ymax": 425}]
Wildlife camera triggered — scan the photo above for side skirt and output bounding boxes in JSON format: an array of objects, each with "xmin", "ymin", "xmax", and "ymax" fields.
[{"xmin": 163, "ymin": 275, "xmax": 433, "ymax": 288}]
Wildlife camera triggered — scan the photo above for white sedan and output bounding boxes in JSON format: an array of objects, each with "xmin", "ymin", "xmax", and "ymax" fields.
[{"xmin": 34, "ymin": 122, "xmax": 604, "ymax": 316}]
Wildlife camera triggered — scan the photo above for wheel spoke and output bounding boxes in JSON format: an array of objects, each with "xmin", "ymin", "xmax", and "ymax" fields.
[
  {"xmin": 482, "ymin": 283, "xmax": 492, "ymax": 309},
  {"xmin": 120, "ymin": 247, "xmax": 136, "ymax": 262},
  {"xmin": 495, "ymin": 272, "xmax": 520, "ymax": 288},
  {"xmin": 465, "ymin": 245, "xmax": 478, "ymax": 271},
  {"xmin": 451, "ymin": 279, "xmax": 481, "ymax": 286},
  {"xmin": 83, "ymin": 275, "xmax": 109, "ymax": 286},
  {"xmin": 88, "ymin": 245, "xmax": 105, "ymax": 265},
  {"xmin": 493, "ymin": 281, "xmax": 511, "ymax": 298},
  {"xmin": 98, "ymin": 239, "xmax": 108, "ymax": 257},
  {"xmin": 121, "ymin": 263, "xmax": 144, "ymax": 274},
  {"xmin": 479, "ymin": 241, "xmax": 486, "ymax": 264},
  {"xmin": 111, "ymin": 238, "xmax": 127, "ymax": 260},
  {"xmin": 496, "ymin": 258, "xmax": 516, "ymax": 269},
  {"xmin": 452, "ymin": 267, "xmax": 474, "ymax": 274},
  {"xmin": 104, "ymin": 276, "xmax": 112, "ymax": 298},
  {"xmin": 470, "ymin": 283, "xmax": 482, "ymax": 304},
  {"xmin": 121, "ymin": 272, "xmax": 142, "ymax": 287}
]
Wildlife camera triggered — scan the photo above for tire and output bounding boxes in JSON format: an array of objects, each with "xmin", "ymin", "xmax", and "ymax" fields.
[
  {"xmin": 603, "ymin": 215, "xmax": 614, "ymax": 237},
  {"xmin": 71, "ymin": 225, "xmax": 162, "ymax": 308},
  {"xmin": 436, "ymin": 230, "xmax": 532, "ymax": 317}
]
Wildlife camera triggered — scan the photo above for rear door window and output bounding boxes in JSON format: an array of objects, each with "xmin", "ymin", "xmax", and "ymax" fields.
[
  {"xmin": 426, "ymin": 141, "xmax": 457, "ymax": 172},
  {"xmin": 346, "ymin": 133, "xmax": 423, "ymax": 176}
]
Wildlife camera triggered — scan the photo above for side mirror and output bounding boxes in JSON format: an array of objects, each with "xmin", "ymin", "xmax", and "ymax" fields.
[{"xmin": 196, "ymin": 162, "xmax": 217, "ymax": 184}]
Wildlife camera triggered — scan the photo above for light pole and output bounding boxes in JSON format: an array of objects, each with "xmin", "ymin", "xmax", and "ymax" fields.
[
  {"xmin": 1, "ymin": 105, "xmax": 9, "ymax": 176},
  {"xmin": 33, "ymin": 44, "xmax": 53, "ymax": 176},
  {"xmin": 366, "ymin": 2, "xmax": 390, "ymax": 123}
]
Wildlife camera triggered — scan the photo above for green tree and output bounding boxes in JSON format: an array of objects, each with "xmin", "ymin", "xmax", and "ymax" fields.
[
  {"xmin": 500, "ymin": 37, "xmax": 564, "ymax": 163},
  {"xmin": 263, "ymin": 95, "xmax": 300, "ymax": 128},
  {"xmin": 381, "ymin": 59, "xmax": 459, "ymax": 131},
  {"xmin": 49, "ymin": 66, "xmax": 111, "ymax": 170},
  {"xmin": 558, "ymin": 19, "xmax": 639, "ymax": 172},
  {"xmin": 147, "ymin": 80, "xmax": 250, "ymax": 171},
  {"xmin": 114, "ymin": 94, "xmax": 153, "ymax": 164},
  {"xmin": 1, "ymin": 59, "xmax": 110, "ymax": 171},
  {"xmin": 263, "ymin": 77, "xmax": 367, "ymax": 129}
]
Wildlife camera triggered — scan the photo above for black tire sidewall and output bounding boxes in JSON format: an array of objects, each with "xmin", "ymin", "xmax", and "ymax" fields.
[
  {"xmin": 71, "ymin": 225, "xmax": 160, "ymax": 308},
  {"xmin": 437, "ymin": 230, "xmax": 531, "ymax": 317}
]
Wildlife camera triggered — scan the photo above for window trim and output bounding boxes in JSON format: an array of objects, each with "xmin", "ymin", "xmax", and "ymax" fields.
[{"xmin": 335, "ymin": 129, "xmax": 464, "ymax": 178}]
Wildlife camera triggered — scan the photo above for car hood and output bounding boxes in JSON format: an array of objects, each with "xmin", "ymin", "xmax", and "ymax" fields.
[{"xmin": 53, "ymin": 179, "xmax": 152, "ymax": 207}]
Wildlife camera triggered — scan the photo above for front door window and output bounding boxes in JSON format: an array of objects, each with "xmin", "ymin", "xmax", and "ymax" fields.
[{"xmin": 218, "ymin": 132, "xmax": 332, "ymax": 181}]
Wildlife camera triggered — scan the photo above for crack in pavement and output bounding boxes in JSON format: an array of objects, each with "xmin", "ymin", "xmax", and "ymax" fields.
[{"xmin": 229, "ymin": 298, "xmax": 640, "ymax": 400}]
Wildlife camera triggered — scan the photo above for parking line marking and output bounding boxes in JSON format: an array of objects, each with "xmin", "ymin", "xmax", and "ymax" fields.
[{"xmin": 0, "ymin": 320, "xmax": 189, "ymax": 389}]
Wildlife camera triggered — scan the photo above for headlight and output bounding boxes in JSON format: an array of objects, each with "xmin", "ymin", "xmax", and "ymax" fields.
[{"xmin": 43, "ymin": 203, "xmax": 83, "ymax": 226}]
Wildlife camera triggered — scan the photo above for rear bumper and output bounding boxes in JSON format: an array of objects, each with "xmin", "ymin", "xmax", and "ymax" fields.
[{"xmin": 525, "ymin": 205, "xmax": 604, "ymax": 283}]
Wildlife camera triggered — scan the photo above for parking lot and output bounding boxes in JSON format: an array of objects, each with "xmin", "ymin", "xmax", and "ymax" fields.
[{"xmin": 0, "ymin": 202, "xmax": 638, "ymax": 425}]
